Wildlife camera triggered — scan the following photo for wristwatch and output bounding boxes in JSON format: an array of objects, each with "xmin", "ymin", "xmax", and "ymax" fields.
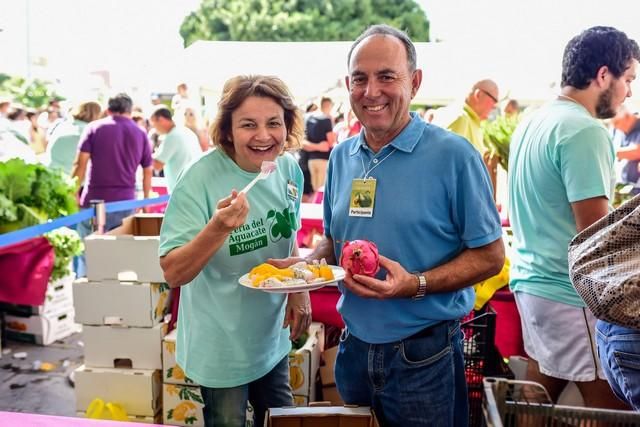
[{"xmin": 412, "ymin": 272, "xmax": 427, "ymax": 300}]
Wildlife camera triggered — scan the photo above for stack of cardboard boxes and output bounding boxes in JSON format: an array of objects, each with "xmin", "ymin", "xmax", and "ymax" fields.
[
  {"xmin": 2, "ymin": 267, "xmax": 77, "ymax": 345},
  {"xmin": 72, "ymin": 214, "xmax": 170, "ymax": 424},
  {"xmin": 162, "ymin": 329, "xmax": 205, "ymax": 426},
  {"xmin": 161, "ymin": 322, "xmax": 325, "ymax": 426}
]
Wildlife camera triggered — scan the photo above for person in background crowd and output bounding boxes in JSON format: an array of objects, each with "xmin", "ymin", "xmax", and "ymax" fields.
[
  {"xmin": 298, "ymin": 103, "xmax": 317, "ymax": 201},
  {"xmin": 183, "ymin": 106, "xmax": 210, "ymax": 151},
  {"xmin": 131, "ymin": 110, "xmax": 149, "ymax": 132},
  {"xmin": 26, "ymin": 109, "xmax": 45, "ymax": 153},
  {"xmin": 158, "ymin": 75, "xmax": 310, "ymax": 427},
  {"xmin": 611, "ymin": 105, "xmax": 640, "ymax": 194},
  {"xmin": 7, "ymin": 106, "xmax": 31, "ymax": 144},
  {"xmin": 503, "ymin": 99, "xmax": 520, "ymax": 117},
  {"xmin": 72, "ymin": 93, "xmax": 153, "ymax": 277},
  {"xmin": 171, "ymin": 82, "xmax": 191, "ymax": 115},
  {"xmin": 273, "ymin": 24, "xmax": 503, "ymax": 427},
  {"xmin": 508, "ymin": 26, "xmax": 639, "ymax": 409},
  {"xmin": 432, "ymin": 79, "xmax": 499, "ymax": 153},
  {"xmin": 149, "ymin": 106, "xmax": 202, "ymax": 192},
  {"xmin": 47, "ymin": 101, "xmax": 102, "ymax": 175},
  {"xmin": 303, "ymin": 96, "xmax": 335, "ymax": 192}
]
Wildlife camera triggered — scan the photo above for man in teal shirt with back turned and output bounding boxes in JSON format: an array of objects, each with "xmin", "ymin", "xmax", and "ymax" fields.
[{"xmin": 509, "ymin": 26, "xmax": 639, "ymax": 409}]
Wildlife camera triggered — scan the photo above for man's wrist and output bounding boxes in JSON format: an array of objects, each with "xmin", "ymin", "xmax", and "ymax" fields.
[{"xmin": 412, "ymin": 272, "xmax": 427, "ymax": 300}]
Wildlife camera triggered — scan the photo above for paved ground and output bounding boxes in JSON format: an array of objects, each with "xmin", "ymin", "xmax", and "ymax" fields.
[{"xmin": 0, "ymin": 332, "xmax": 83, "ymax": 416}]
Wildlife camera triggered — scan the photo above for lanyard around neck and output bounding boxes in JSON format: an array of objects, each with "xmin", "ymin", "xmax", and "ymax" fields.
[{"xmin": 359, "ymin": 147, "xmax": 397, "ymax": 180}]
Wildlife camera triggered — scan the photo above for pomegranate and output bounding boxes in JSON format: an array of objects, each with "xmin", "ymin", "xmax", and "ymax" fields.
[{"xmin": 339, "ymin": 240, "xmax": 380, "ymax": 277}]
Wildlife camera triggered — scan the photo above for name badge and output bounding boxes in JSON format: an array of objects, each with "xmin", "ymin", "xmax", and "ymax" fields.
[
  {"xmin": 287, "ymin": 180, "xmax": 298, "ymax": 201},
  {"xmin": 349, "ymin": 178, "xmax": 376, "ymax": 217}
]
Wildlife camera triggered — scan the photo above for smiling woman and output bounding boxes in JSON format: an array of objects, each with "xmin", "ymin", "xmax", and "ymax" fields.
[{"xmin": 158, "ymin": 75, "xmax": 310, "ymax": 427}]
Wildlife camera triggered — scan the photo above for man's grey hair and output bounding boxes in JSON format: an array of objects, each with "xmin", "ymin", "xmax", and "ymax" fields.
[{"xmin": 347, "ymin": 24, "xmax": 417, "ymax": 72}]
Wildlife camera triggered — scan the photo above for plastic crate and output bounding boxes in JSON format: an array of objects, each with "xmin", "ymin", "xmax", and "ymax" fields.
[
  {"xmin": 483, "ymin": 378, "xmax": 640, "ymax": 426},
  {"xmin": 462, "ymin": 307, "xmax": 514, "ymax": 427}
]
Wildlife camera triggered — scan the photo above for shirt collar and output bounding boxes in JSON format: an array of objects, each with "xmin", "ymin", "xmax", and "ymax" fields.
[
  {"xmin": 349, "ymin": 113, "xmax": 426, "ymax": 156},
  {"xmin": 463, "ymin": 103, "xmax": 481, "ymax": 125}
]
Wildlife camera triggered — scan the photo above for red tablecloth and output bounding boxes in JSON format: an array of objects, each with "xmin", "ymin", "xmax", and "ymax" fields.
[
  {"xmin": 489, "ymin": 288, "xmax": 526, "ymax": 358},
  {"xmin": 310, "ymin": 287, "xmax": 343, "ymax": 328},
  {"xmin": 0, "ymin": 237, "xmax": 54, "ymax": 305}
]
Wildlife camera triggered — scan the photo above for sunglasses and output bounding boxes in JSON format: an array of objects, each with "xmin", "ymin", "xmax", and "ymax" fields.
[{"xmin": 479, "ymin": 88, "xmax": 499, "ymax": 103}]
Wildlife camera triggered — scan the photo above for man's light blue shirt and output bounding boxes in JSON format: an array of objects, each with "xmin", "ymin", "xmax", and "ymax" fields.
[{"xmin": 324, "ymin": 114, "xmax": 502, "ymax": 344}]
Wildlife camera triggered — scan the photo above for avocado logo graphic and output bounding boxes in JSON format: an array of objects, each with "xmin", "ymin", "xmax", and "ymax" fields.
[
  {"xmin": 267, "ymin": 207, "xmax": 296, "ymax": 242},
  {"xmin": 352, "ymin": 190, "xmax": 372, "ymax": 208}
]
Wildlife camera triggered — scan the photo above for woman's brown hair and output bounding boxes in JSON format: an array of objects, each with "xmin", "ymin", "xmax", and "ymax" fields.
[
  {"xmin": 210, "ymin": 75, "xmax": 303, "ymax": 157},
  {"xmin": 72, "ymin": 101, "xmax": 102, "ymax": 123}
]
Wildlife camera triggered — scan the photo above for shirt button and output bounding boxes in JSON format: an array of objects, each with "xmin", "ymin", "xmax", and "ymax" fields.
[{"xmin": 373, "ymin": 158, "xmax": 379, "ymax": 164}]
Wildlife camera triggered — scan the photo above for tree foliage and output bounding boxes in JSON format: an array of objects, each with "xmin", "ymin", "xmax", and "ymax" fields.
[
  {"xmin": 0, "ymin": 73, "xmax": 64, "ymax": 109},
  {"xmin": 180, "ymin": 0, "xmax": 429, "ymax": 46}
]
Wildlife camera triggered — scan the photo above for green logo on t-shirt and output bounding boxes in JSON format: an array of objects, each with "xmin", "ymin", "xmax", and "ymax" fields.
[{"xmin": 267, "ymin": 207, "xmax": 296, "ymax": 242}]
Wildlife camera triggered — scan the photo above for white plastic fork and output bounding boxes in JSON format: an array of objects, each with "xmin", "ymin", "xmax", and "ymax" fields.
[{"xmin": 240, "ymin": 161, "xmax": 277, "ymax": 194}]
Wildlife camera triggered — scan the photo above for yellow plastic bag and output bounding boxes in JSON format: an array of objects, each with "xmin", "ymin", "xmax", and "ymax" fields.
[
  {"xmin": 86, "ymin": 398, "xmax": 128, "ymax": 421},
  {"xmin": 473, "ymin": 257, "xmax": 510, "ymax": 310}
]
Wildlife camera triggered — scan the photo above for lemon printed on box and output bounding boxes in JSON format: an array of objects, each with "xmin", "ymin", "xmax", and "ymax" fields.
[
  {"xmin": 168, "ymin": 401, "xmax": 198, "ymax": 424},
  {"xmin": 289, "ymin": 365, "xmax": 304, "ymax": 390},
  {"xmin": 165, "ymin": 340, "xmax": 176, "ymax": 355},
  {"xmin": 152, "ymin": 283, "xmax": 170, "ymax": 320},
  {"xmin": 165, "ymin": 384, "xmax": 179, "ymax": 397}
]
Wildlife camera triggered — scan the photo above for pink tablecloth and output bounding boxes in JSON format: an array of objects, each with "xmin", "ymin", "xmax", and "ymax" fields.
[{"xmin": 0, "ymin": 412, "xmax": 164, "ymax": 427}]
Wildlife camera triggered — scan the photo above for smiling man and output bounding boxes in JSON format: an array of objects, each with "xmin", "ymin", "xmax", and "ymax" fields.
[
  {"xmin": 283, "ymin": 25, "xmax": 504, "ymax": 426},
  {"xmin": 509, "ymin": 26, "xmax": 639, "ymax": 410}
]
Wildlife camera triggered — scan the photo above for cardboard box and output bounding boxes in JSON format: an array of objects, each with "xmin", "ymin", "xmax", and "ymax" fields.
[
  {"xmin": 84, "ymin": 214, "xmax": 164, "ymax": 283},
  {"xmin": 319, "ymin": 346, "xmax": 337, "ymax": 386},
  {"xmin": 4, "ymin": 308, "xmax": 77, "ymax": 345},
  {"xmin": 76, "ymin": 411, "xmax": 162, "ymax": 424},
  {"xmin": 289, "ymin": 323, "xmax": 324, "ymax": 400},
  {"xmin": 163, "ymin": 383, "xmax": 205, "ymax": 427},
  {"xmin": 83, "ymin": 323, "xmax": 165, "ymax": 370},
  {"xmin": 321, "ymin": 386, "xmax": 344, "ymax": 406},
  {"xmin": 110, "ymin": 213, "xmax": 164, "ymax": 237},
  {"xmin": 74, "ymin": 365, "xmax": 161, "ymax": 417},
  {"xmin": 266, "ymin": 406, "xmax": 379, "ymax": 427},
  {"xmin": 84, "ymin": 234, "xmax": 163, "ymax": 283},
  {"xmin": 0, "ymin": 272, "xmax": 74, "ymax": 317},
  {"xmin": 293, "ymin": 395, "xmax": 309, "ymax": 407},
  {"xmin": 74, "ymin": 279, "xmax": 170, "ymax": 327},
  {"xmin": 163, "ymin": 329, "xmax": 197, "ymax": 386}
]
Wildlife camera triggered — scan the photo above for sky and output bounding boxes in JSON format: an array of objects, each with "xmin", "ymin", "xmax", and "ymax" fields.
[{"xmin": 1, "ymin": 0, "xmax": 640, "ymax": 104}]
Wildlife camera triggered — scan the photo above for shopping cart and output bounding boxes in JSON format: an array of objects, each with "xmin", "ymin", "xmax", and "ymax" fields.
[
  {"xmin": 462, "ymin": 306, "xmax": 514, "ymax": 427},
  {"xmin": 482, "ymin": 377, "xmax": 640, "ymax": 426}
]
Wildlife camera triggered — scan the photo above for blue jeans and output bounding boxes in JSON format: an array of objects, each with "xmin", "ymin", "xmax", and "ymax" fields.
[
  {"xmin": 200, "ymin": 355, "xmax": 293, "ymax": 427},
  {"xmin": 75, "ymin": 209, "xmax": 134, "ymax": 278},
  {"xmin": 335, "ymin": 320, "xmax": 468, "ymax": 427},
  {"xmin": 596, "ymin": 320, "xmax": 640, "ymax": 410}
]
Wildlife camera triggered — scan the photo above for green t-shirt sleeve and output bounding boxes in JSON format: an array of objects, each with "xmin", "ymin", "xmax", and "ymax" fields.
[
  {"xmin": 158, "ymin": 169, "xmax": 211, "ymax": 257},
  {"xmin": 558, "ymin": 126, "xmax": 614, "ymax": 203},
  {"xmin": 154, "ymin": 133, "xmax": 176, "ymax": 164},
  {"xmin": 286, "ymin": 153, "xmax": 304, "ymax": 231}
]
